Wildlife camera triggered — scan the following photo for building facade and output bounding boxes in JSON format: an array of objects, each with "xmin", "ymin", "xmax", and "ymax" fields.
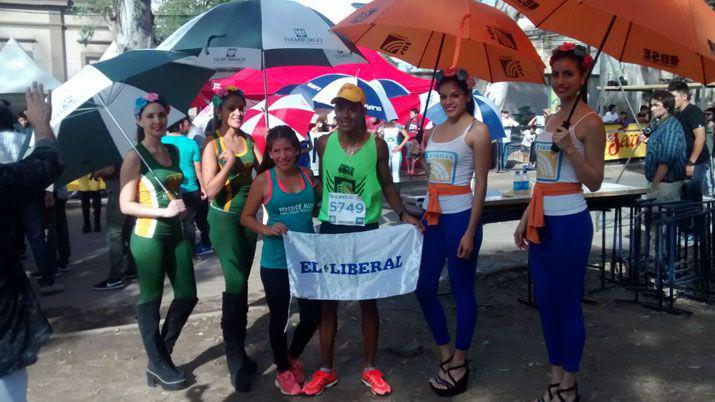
[{"xmin": 0, "ymin": 0, "xmax": 112, "ymax": 82}]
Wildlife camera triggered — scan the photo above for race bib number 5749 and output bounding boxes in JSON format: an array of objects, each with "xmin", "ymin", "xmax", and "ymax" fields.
[{"xmin": 328, "ymin": 192, "xmax": 366, "ymax": 226}]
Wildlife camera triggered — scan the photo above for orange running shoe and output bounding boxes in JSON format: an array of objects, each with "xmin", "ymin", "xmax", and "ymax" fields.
[
  {"xmin": 302, "ymin": 369, "xmax": 338, "ymax": 396},
  {"xmin": 275, "ymin": 370, "xmax": 301, "ymax": 396},
  {"xmin": 289, "ymin": 357, "xmax": 305, "ymax": 385},
  {"xmin": 362, "ymin": 368, "xmax": 392, "ymax": 396}
]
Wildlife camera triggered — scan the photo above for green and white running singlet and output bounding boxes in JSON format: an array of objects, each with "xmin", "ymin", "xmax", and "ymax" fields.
[
  {"xmin": 318, "ymin": 131, "xmax": 382, "ymax": 225},
  {"xmin": 129, "ymin": 143, "xmax": 196, "ymax": 303}
]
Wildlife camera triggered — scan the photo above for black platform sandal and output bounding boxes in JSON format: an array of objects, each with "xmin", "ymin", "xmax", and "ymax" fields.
[
  {"xmin": 535, "ymin": 383, "xmax": 560, "ymax": 402},
  {"xmin": 555, "ymin": 382, "xmax": 580, "ymax": 402},
  {"xmin": 429, "ymin": 361, "xmax": 470, "ymax": 397}
]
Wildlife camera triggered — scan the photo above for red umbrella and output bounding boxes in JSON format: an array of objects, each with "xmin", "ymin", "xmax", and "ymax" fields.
[
  {"xmin": 240, "ymin": 94, "xmax": 314, "ymax": 154},
  {"xmin": 192, "ymin": 46, "xmax": 432, "ymax": 108}
]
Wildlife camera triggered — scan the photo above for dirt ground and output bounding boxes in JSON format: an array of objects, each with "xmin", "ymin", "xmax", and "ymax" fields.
[
  {"xmin": 27, "ymin": 263, "xmax": 715, "ymax": 402},
  {"xmin": 24, "ymin": 166, "xmax": 715, "ymax": 401}
]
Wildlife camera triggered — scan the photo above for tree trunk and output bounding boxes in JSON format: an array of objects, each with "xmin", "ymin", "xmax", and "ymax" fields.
[{"xmin": 107, "ymin": 0, "xmax": 154, "ymax": 53}]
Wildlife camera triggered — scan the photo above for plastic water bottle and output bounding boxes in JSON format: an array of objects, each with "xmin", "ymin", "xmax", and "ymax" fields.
[
  {"xmin": 520, "ymin": 168, "xmax": 530, "ymax": 192},
  {"xmin": 513, "ymin": 170, "xmax": 521, "ymax": 192}
]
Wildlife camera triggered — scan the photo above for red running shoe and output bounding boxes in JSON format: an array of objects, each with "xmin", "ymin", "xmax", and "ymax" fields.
[
  {"xmin": 275, "ymin": 370, "xmax": 301, "ymax": 396},
  {"xmin": 289, "ymin": 357, "xmax": 305, "ymax": 385},
  {"xmin": 302, "ymin": 369, "xmax": 338, "ymax": 396},
  {"xmin": 362, "ymin": 368, "xmax": 392, "ymax": 396}
]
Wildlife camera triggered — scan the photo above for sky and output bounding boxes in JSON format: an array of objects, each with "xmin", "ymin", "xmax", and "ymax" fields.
[{"xmin": 293, "ymin": 0, "xmax": 362, "ymax": 23}]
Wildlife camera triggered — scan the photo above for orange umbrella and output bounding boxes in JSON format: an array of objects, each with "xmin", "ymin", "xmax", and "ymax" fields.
[
  {"xmin": 333, "ymin": 0, "xmax": 546, "ymax": 84},
  {"xmin": 503, "ymin": 0, "xmax": 715, "ymax": 84}
]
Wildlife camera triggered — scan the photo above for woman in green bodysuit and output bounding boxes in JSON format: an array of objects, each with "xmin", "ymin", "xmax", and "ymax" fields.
[
  {"xmin": 201, "ymin": 86, "xmax": 262, "ymax": 392},
  {"xmin": 119, "ymin": 93, "xmax": 197, "ymax": 391}
]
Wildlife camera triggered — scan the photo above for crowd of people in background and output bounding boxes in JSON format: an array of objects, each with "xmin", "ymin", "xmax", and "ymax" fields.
[{"xmin": 3, "ymin": 45, "xmax": 715, "ymax": 401}]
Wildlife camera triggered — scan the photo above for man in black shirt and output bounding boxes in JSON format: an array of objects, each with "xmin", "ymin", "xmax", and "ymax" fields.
[{"xmin": 668, "ymin": 80, "xmax": 713, "ymax": 196}]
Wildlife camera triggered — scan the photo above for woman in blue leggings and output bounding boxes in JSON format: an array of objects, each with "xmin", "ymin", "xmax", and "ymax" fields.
[
  {"xmin": 414, "ymin": 69, "xmax": 491, "ymax": 397},
  {"xmin": 514, "ymin": 43, "xmax": 605, "ymax": 402}
]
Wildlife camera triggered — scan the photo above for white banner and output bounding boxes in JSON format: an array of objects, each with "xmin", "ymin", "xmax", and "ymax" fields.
[{"xmin": 285, "ymin": 225, "xmax": 423, "ymax": 300}]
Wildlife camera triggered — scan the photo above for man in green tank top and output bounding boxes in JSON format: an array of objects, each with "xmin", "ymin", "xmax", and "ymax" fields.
[{"xmin": 302, "ymin": 83, "xmax": 423, "ymax": 396}]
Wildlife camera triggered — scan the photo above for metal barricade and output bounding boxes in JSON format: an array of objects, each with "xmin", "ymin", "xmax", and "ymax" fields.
[{"xmin": 618, "ymin": 199, "xmax": 715, "ymax": 315}]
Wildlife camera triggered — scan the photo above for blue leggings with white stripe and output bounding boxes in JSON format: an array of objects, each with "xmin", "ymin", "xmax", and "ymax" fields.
[
  {"xmin": 530, "ymin": 209, "xmax": 593, "ymax": 373},
  {"xmin": 415, "ymin": 209, "xmax": 483, "ymax": 351}
]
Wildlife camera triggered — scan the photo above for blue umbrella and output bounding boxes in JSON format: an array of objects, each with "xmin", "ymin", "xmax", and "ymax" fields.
[
  {"xmin": 421, "ymin": 90, "xmax": 505, "ymax": 141},
  {"xmin": 276, "ymin": 73, "xmax": 403, "ymax": 121},
  {"xmin": 374, "ymin": 79, "xmax": 409, "ymax": 98}
]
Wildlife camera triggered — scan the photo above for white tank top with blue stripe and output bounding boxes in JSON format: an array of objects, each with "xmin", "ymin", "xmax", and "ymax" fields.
[{"xmin": 534, "ymin": 112, "xmax": 596, "ymax": 216}]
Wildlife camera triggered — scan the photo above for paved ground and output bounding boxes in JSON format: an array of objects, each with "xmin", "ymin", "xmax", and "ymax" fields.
[{"xmin": 22, "ymin": 163, "xmax": 715, "ymax": 401}]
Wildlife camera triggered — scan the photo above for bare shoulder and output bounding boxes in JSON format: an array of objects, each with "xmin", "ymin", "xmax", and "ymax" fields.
[
  {"xmin": 317, "ymin": 132, "xmax": 332, "ymax": 147},
  {"xmin": 374, "ymin": 134, "xmax": 389, "ymax": 154},
  {"xmin": 467, "ymin": 120, "xmax": 490, "ymax": 144},
  {"xmin": 122, "ymin": 149, "xmax": 140, "ymax": 166},
  {"xmin": 253, "ymin": 170, "xmax": 268, "ymax": 185},
  {"xmin": 577, "ymin": 108, "xmax": 605, "ymax": 137}
]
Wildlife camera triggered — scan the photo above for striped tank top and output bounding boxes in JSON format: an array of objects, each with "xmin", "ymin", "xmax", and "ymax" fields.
[
  {"xmin": 133, "ymin": 143, "xmax": 183, "ymax": 239},
  {"xmin": 261, "ymin": 168, "xmax": 315, "ymax": 269},
  {"xmin": 534, "ymin": 112, "xmax": 596, "ymax": 216},
  {"xmin": 210, "ymin": 131, "xmax": 256, "ymax": 214}
]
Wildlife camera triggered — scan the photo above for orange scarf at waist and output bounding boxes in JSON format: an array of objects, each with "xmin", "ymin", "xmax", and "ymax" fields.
[
  {"xmin": 527, "ymin": 182, "xmax": 583, "ymax": 244},
  {"xmin": 424, "ymin": 184, "xmax": 472, "ymax": 225}
]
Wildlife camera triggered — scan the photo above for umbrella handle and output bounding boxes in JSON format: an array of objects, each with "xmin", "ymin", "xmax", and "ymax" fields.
[
  {"xmin": 419, "ymin": 33, "xmax": 447, "ymax": 139},
  {"xmin": 551, "ymin": 15, "xmax": 617, "ymax": 153}
]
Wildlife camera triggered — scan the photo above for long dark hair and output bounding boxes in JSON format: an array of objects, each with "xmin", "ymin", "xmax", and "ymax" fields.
[
  {"xmin": 135, "ymin": 94, "xmax": 170, "ymax": 142},
  {"xmin": 212, "ymin": 87, "xmax": 246, "ymax": 137},
  {"xmin": 436, "ymin": 74, "xmax": 476, "ymax": 116},
  {"xmin": 257, "ymin": 125, "xmax": 301, "ymax": 174},
  {"xmin": 550, "ymin": 44, "xmax": 593, "ymax": 104}
]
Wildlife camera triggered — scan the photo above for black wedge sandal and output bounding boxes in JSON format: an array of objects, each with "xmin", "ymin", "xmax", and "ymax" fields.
[
  {"xmin": 429, "ymin": 360, "xmax": 470, "ymax": 397},
  {"xmin": 535, "ymin": 383, "xmax": 560, "ymax": 402},
  {"xmin": 555, "ymin": 382, "xmax": 580, "ymax": 402}
]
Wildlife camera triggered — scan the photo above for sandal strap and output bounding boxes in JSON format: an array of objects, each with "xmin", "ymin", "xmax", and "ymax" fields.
[
  {"xmin": 439, "ymin": 354, "xmax": 454, "ymax": 370},
  {"xmin": 556, "ymin": 383, "xmax": 579, "ymax": 402},
  {"xmin": 548, "ymin": 382, "xmax": 560, "ymax": 399}
]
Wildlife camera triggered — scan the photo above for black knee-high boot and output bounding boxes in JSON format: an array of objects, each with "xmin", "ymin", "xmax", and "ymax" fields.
[
  {"xmin": 161, "ymin": 297, "xmax": 198, "ymax": 355},
  {"xmin": 222, "ymin": 292, "xmax": 257, "ymax": 392},
  {"xmin": 137, "ymin": 300, "xmax": 186, "ymax": 390}
]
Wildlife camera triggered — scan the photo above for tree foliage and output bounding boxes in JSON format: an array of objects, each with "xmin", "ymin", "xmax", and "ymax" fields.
[{"xmin": 155, "ymin": 0, "xmax": 231, "ymax": 42}]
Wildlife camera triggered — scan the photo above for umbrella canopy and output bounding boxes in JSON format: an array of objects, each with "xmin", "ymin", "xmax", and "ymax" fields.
[
  {"xmin": 0, "ymin": 38, "xmax": 61, "ymax": 95},
  {"xmin": 503, "ymin": 0, "xmax": 715, "ymax": 83},
  {"xmin": 194, "ymin": 46, "xmax": 431, "ymax": 106},
  {"xmin": 375, "ymin": 78, "xmax": 410, "ymax": 98},
  {"xmin": 414, "ymin": 90, "xmax": 505, "ymax": 141},
  {"xmin": 333, "ymin": 0, "xmax": 546, "ymax": 83},
  {"xmin": 241, "ymin": 94, "xmax": 314, "ymax": 153},
  {"xmin": 157, "ymin": 0, "xmax": 365, "ymax": 70},
  {"xmin": 277, "ymin": 73, "xmax": 400, "ymax": 121},
  {"xmin": 50, "ymin": 50, "xmax": 215, "ymax": 185}
]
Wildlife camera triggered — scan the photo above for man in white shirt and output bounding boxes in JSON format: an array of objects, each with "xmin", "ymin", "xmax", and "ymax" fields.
[{"xmin": 602, "ymin": 104, "xmax": 618, "ymax": 124}]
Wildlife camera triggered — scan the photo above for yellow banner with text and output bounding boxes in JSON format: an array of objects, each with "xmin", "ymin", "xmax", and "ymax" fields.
[{"xmin": 604, "ymin": 123, "xmax": 646, "ymax": 161}]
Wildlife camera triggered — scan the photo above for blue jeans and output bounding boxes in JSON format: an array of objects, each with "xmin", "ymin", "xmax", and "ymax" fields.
[
  {"xmin": 692, "ymin": 162, "xmax": 714, "ymax": 197},
  {"xmin": 0, "ymin": 368, "xmax": 27, "ymax": 402},
  {"xmin": 499, "ymin": 142, "xmax": 511, "ymax": 169},
  {"xmin": 23, "ymin": 197, "xmax": 57, "ymax": 286}
]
